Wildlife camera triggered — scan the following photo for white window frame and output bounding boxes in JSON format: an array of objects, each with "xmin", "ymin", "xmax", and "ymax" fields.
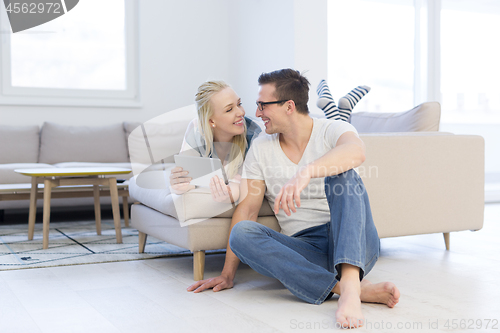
[
  {"xmin": 413, "ymin": 0, "xmax": 440, "ymax": 106},
  {"xmin": 425, "ymin": 0, "xmax": 441, "ymax": 105},
  {"xmin": 0, "ymin": 0, "xmax": 140, "ymax": 108}
]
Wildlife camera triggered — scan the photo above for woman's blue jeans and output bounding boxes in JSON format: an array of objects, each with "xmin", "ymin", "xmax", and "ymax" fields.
[{"xmin": 229, "ymin": 169, "xmax": 380, "ymax": 304}]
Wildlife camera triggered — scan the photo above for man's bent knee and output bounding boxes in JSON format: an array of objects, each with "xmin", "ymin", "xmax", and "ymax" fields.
[
  {"xmin": 324, "ymin": 169, "xmax": 364, "ymax": 197},
  {"xmin": 229, "ymin": 220, "xmax": 261, "ymax": 253},
  {"xmin": 325, "ymin": 169, "xmax": 358, "ymax": 183}
]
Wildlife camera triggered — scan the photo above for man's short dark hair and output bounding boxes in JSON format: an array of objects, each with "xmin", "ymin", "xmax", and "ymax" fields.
[{"xmin": 258, "ymin": 69, "xmax": 310, "ymax": 115}]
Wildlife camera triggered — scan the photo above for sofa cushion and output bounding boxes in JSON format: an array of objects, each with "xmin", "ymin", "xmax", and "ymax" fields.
[
  {"xmin": 123, "ymin": 122, "xmax": 141, "ymax": 159},
  {"xmin": 0, "ymin": 125, "xmax": 40, "ymax": 163},
  {"xmin": 39, "ymin": 122, "xmax": 129, "ymax": 164},
  {"xmin": 350, "ymin": 101, "xmax": 441, "ymax": 133},
  {"xmin": 123, "ymin": 122, "xmax": 141, "ymax": 138},
  {"xmin": 0, "ymin": 163, "xmax": 54, "ymax": 184}
]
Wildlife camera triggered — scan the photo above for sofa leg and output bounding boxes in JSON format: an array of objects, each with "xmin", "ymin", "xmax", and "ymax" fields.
[
  {"xmin": 193, "ymin": 250, "xmax": 206, "ymax": 281},
  {"xmin": 443, "ymin": 232, "xmax": 450, "ymax": 251},
  {"xmin": 138, "ymin": 232, "xmax": 147, "ymax": 253},
  {"xmin": 122, "ymin": 196, "xmax": 129, "ymax": 228}
]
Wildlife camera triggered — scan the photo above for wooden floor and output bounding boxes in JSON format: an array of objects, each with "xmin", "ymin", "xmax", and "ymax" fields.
[{"xmin": 1, "ymin": 204, "xmax": 499, "ymax": 333}]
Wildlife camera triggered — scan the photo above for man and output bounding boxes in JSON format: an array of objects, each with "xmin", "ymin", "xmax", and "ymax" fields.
[{"xmin": 187, "ymin": 69, "xmax": 400, "ymax": 329}]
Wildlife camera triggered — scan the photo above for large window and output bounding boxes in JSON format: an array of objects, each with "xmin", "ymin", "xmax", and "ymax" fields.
[
  {"xmin": 440, "ymin": 0, "xmax": 500, "ymax": 123},
  {"xmin": 0, "ymin": 0, "xmax": 139, "ymax": 107},
  {"xmin": 439, "ymin": 1, "xmax": 500, "ymax": 188},
  {"xmin": 327, "ymin": 0, "xmax": 415, "ymax": 113},
  {"xmin": 328, "ymin": 0, "xmax": 500, "ymax": 191},
  {"xmin": 328, "ymin": 0, "xmax": 500, "ymax": 120}
]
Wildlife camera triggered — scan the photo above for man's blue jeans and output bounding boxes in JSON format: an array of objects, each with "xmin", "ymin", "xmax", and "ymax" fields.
[{"xmin": 229, "ymin": 169, "xmax": 380, "ymax": 305}]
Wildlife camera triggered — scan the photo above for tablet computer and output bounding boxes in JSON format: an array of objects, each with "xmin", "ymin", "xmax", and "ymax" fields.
[{"xmin": 173, "ymin": 155, "xmax": 228, "ymax": 187}]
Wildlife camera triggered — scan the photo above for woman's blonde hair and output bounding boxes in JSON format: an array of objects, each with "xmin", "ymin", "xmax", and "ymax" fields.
[{"xmin": 195, "ymin": 80, "xmax": 247, "ymax": 180}]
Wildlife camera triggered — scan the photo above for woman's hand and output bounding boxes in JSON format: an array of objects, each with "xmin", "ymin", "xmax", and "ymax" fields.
[
  {"xmin": 210, "ymin": 175, "xmax": 233, "ymax": 203},
  {"xmin": 170, "ymin": 166, "xmax": 194, "ymax": 194}
]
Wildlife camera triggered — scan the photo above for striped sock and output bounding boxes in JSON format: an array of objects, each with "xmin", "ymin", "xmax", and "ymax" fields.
[
  {"xmin": 316, "ymin": 80, "xmax": 340, "ymax": 120},
  {"xmin": 338, "ymin": 86, "xmax": 371, "ymax": 122}
]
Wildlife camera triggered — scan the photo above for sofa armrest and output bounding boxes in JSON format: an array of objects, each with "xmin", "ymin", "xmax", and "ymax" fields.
[
  {"xmin": 359, "ymin": 132, "xmax": 485, "ymax": 238},
  {"xmin": 171, "ymin": 188, "xmax": 275, "ymax": 225},
  {"xmin": 129, "ymin": 172, "xmax": 275, "ymax": 225}
]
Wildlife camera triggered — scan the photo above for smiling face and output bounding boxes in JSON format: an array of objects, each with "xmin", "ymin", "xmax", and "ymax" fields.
[
  {"xmin": 256, "ymin": 83, "xmax": 287, "ymax": 134},
  {"xmin": 209, "ymin": 87, "xmax": 246, "ymax": 142}
]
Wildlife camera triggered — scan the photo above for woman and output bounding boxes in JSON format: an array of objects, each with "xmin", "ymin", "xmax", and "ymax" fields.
[{"xmin": 170, "ymin": 81, "xmax": 262, "ymax": 203}]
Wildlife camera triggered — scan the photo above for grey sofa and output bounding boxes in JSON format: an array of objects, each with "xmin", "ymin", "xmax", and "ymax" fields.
[
  {"xmin": 0, "ymin": 122, "xmax": 135, "ymax": 212},
  {"xmin": 129, "ymin": 102, "xmax": 485, "ymax": 280}
]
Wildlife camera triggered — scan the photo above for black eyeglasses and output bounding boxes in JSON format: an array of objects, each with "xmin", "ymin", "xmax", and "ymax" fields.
[{"xmin": 256, "ymin": 100, "xmax": 288, "ymax": 111}]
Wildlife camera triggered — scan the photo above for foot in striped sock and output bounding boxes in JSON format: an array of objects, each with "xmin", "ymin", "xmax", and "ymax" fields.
[
  {"xmin": 338, "ymin": 86, "xmax": 371, "ymax": 122},
  {"xmin": 316, "ymin": 80, "xmax": 340, "ymax": 120}
]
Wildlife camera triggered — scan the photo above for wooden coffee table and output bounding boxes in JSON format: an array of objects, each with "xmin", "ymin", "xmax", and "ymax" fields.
[{"xmin": 14, "ymin": 167, "xmax": 132, "ymax": 249}]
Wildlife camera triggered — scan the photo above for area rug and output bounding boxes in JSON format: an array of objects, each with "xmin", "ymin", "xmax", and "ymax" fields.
[{"xmin": 0, "ymin": 220, "xmax": 204, "ymax": 271}]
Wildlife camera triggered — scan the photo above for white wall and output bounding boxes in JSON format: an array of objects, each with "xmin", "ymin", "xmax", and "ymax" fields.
[
  {"xmin": 139, "ymin": 0, "xmax": 231, "ymax": 121},
  {"xmin": 0, "ymin": 0, "xmax": 328, "ymax": 126},
  {"xmin": 293, "ymin": 0, "xmax": 328, "ymax": 117},
  {"xmin": 227, "ymin": 0, "xmax": 328, "ymax": 118},
  {"xmin": 226, "ymin": 0, "xmax": 295, "ymax": 114}
]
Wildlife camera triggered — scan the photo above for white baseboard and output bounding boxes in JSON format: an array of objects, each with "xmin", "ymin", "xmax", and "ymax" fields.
[{"xmin": 485, "ymin": 183, "xmax": 500, "ymax": 203}]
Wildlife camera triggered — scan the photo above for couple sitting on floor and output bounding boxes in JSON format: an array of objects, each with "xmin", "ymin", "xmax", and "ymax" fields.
[{"xmin": 169, "ymin": 68, "xmax": 399, "ymax": 329}]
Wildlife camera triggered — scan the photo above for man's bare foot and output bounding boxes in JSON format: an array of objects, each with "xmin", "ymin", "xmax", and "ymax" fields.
[
  {"xmin": 335, "ymin": 284, "xmax": 364, "ymax": 329},
  {"xmin": 360, "ymin": 279, "xmax": 400, "ymax": 308}
]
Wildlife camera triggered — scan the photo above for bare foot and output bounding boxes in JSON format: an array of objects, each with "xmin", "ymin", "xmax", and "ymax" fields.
[
  {"xmin": 336, "ymin": 288, "xmax": 364, "ymax": 329},
  {"xmin": 360, "ymin": 279, "xmax": 400, "ymax": 308}
]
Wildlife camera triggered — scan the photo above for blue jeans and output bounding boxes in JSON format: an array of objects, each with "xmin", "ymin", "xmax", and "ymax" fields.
[{"xmin": 229, "ymin": 169, "xmax": 380, "ymax": 304}]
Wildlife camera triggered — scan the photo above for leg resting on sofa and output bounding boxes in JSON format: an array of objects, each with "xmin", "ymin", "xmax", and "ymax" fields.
[
  {"xmin": 443, "ymin": 232, "xmax": 450, "ymax": 250},
  {"xmin": 138, "ymin": 232, "xmax": 147, "ymax": 253},
  {"xmin": 193, "ymin": 250, "xmax": 206, "ymax": 281}
]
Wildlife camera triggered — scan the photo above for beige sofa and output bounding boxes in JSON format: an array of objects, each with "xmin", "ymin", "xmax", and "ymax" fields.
[{"xmin": 129, "ymin": 102, "xmax": 485, "ymax": 280}]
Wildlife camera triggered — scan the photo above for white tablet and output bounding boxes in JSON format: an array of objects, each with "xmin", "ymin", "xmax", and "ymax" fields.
[{"xmin": 173, "ymin": 155, "xmax": 228, "ymax": 187}]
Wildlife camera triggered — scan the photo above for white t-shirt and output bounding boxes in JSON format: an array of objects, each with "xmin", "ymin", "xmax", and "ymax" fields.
[{"xmin": 242, "ymin": 117, "xmax": 359, "ymax": 236}]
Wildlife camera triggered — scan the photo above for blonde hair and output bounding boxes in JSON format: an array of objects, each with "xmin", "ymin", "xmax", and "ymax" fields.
[{"xmin": 195, "ymin": 81, "xmax": 247, "ymax": 180}]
